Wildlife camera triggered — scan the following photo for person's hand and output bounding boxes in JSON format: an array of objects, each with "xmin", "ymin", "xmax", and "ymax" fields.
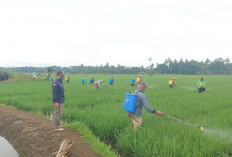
[
  {"xmin": 54, "ymin": 103, "xmax": 59, "ymax": 109},
  {"xmin": 155, "ymin": 110, "xmax": 163, "ymax": 116}
]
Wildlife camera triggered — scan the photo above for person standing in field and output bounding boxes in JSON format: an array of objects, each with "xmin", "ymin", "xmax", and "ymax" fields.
[
  {"xmin": 128, "ymin": 81, "xmax": 163, "ymax": 129},
  {"xmin": 81, "ymin": 78, "xmax": 86, "ymax": 84},
  {"xmin": 136, "ymin": 75, "xmax": 142, "ymax": 83},
  {"xmin": 32, "ymin": 72, "xmax": 36, "ymax": 80},
  {"xmin": 197, "ymin": 78, "xmax": 206, "ymax": 93},
  {"xmin": 109, "ymin": 76, "xmax": 114, "ymax": 85},
  {"xmin": 94, "ymin": 80, "xmax": 103, "ymax": 89},
  {"xmin": 52, "ymin": 70, "xmax": 65, "ymax": 131},
  {"xmin": 131, "ymin": 77, "xmax": 136, "ymax": 86}
]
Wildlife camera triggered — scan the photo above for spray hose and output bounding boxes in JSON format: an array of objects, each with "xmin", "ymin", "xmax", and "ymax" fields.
[{"xmin": 162, "ymin": 114, "xmax": 203, "ymax": 131}]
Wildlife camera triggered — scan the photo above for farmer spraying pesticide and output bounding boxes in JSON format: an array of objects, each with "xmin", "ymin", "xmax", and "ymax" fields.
[
  {"xmin": 136, "ymin": 75, "xmax": 142, "ymax": 83},
  {"xmin": 66, "ymin": 76, "xmax": 70, "ymax": 83},
  {"xmin": 109, "ymin": 77, "xmax": 114, "ymax": 85},
  {"xmin": 81, "ymin": 78, "xmax": 86, "ymax": 84},
  {"xmin": 124, "ymin": 81, "xmax": 163, "ymax": 129},
  {"xmin": 131, "ymin": 78, "xmax": 136, "ymax": 86},
  {"xmin": 197, "ymin": 78, "xmax": 206, "ymax": 93},
  {"xmin": 94, "ymin": 80, "xmax": 103, "ymax": 90},
  {"xmin": 169, "ymin": 77, "xmax": 176, "ymax": 88},
  {"xmin": 89, "ymin": 77, "xmax": 94, "ymax": 85},
  {"xmin": 32, "ymin": 72, "xmax": 36, "ymax": 80}
]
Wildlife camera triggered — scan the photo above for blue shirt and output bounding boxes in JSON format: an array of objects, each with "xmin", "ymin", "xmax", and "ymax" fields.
[
  {"xmin": 109, "ymin": 78, "xmax": 113, "ymax": 83},
  {"xmin": 89, "ymin": 79, "xmax": 93, "ymax": 83}
]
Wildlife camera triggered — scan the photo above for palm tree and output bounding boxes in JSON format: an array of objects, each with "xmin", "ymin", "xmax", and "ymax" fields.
[
  {"xmin": 149, "ymin": 57, "xmax": 153, "ymax": 76},
  {"xmin": 205, "ymin": 58, "xmax": 210, "ymax": 74},
  {"xmin": 46, "ymin": 66, "xmax": 56, "ymax": 80},
  {"xmin": 179, "ymin": 58, "xmax": 184, "ymax": 75},
  {"xmin": 224, "ymin": 57, "xmax": 230, "ymax": 75},
  {"xmin": 164, "ymin": 59, "xmax": 169, "ymax": 74}
]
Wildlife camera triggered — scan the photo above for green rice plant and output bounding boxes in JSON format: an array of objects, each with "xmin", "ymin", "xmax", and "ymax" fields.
[{"xmin": 0, "ymin": 74, "xmax": 232, "ymax": 156}]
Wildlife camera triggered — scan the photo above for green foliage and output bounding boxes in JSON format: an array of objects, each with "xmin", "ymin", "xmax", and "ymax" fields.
[
  {"xmin": 0, "ymin": 74, "xmax": 232, "ymax": 156},
  {"xmin": 46, "ymin": 66, "xmax": 56, "ymax": 73},
  {"xmin": 1, "ymin": 57, "xmax": 232, "ymax": 75}
]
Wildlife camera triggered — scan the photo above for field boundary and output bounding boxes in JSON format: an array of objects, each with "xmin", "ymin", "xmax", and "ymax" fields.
[
  {"xmin": 65, "ymin": 122, "xmax": 119, "ymax": 157},
  {"xmin": 0, "ymin": 104, "xmax": 119, "ymax": 157}
]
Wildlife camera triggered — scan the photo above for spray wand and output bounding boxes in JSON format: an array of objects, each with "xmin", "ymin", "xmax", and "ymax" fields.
[{"xmin": 162, "ymin": 114, "xmax": 203, "ymax": 131}]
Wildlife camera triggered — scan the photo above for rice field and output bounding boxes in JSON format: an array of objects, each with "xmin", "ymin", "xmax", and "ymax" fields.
[{"xmin": 0, "ymin": 74, "xmax": 232, "ymax": 157}]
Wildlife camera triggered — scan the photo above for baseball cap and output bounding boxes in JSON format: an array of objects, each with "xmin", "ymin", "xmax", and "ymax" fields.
[
  {"xmin": 139, "ymin": 81, "xmax": 149, "ymax": 88},
  {"xmin": 56, "ymin": 70, "xmax": 65, "ymax": 76}
]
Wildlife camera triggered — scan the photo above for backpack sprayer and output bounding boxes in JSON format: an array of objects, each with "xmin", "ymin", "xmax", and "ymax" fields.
[
  {"xmin": 162, "ymin": 114, "xmax": 203, "ymax": 131},
  {"xmin": 123, "ymin": 93, "xmax": 204, "ymax": 131}
]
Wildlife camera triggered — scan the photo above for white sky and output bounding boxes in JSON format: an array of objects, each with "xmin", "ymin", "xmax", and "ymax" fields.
[{"xmin": 0, "ymin": 0, "xmax": 232, "ymax": 67}]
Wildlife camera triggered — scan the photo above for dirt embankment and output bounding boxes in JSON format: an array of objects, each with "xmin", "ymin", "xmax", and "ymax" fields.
[{"xmin": 0, "ymin": 105, "xmax": 99, "ymax": 157}]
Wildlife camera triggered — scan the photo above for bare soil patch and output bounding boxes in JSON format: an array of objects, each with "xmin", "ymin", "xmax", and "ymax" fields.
[{"xmin": 0, "ymin": 105, "xmax": 99, "ymax": 157}]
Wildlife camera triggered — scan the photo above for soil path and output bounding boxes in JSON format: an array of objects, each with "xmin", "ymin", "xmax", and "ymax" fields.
[{"xmin": 0, "ymin": 105, "xmax": 99, "ymax": 157}]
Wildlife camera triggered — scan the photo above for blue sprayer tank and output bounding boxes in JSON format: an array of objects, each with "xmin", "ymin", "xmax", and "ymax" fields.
[{"xmin": 123, "ymin": 93, "xmax": 138, "ymax": 112}]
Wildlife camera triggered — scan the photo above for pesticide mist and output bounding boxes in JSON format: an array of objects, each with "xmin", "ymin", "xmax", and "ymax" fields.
[{"xmin": 203, "ymin": 128, "xmax": 232, "ymax": 144}]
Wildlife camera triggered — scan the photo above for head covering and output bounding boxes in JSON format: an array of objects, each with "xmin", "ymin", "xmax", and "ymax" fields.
[
  {"xmin": 139, "ymin": 81, "xmax": 148, "ymax": 88},
  {"xmin": 56, "ymin": 70, "xmax": 65, "ymax": 76},
  {"xmin": 201, "ymin": 78, "xmax": 204, "ymax": 81}
]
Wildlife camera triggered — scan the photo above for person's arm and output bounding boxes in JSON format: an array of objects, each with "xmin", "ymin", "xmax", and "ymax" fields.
[
  {"xmin": 140, "ymin": 94, "xmax": 156, "ymax": 114},
  {"xmin": 140, "ymin": 93, "xmax": 163, "ymax": 116}
]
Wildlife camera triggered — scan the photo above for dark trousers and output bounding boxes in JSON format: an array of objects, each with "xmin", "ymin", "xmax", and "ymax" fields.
[{"xmin": 198, "ymin": 88, "xmax": 205, "ymax": 93}]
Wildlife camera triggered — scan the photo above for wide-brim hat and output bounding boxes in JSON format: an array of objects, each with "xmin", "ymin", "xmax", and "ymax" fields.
[{"xmin": 139, "ymin": 81, "xmax": 149, "ymax": 88}]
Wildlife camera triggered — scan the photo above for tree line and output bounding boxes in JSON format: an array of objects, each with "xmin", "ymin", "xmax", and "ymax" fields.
[
  {"xmin": 155, "ymin": 58, "xmax": 231, "ymax": 75},
  {"xmin": 0, "ymin": 57, "xmax": 232, "ymax": 75}
]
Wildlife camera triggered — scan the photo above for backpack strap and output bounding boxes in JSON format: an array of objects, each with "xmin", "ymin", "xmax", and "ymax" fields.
[
  {"xmin": 132, "ymin": 90, "xmax": 142, "ymax": 111},
  {"xmin": 132, "ymin": 90, "xmax": 141, "ymax": 94}
]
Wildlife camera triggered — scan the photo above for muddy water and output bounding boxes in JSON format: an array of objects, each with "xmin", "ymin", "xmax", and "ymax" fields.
[{"xmin": 0, "ymin": 136, "xmax": 19, "ymax": 157}]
